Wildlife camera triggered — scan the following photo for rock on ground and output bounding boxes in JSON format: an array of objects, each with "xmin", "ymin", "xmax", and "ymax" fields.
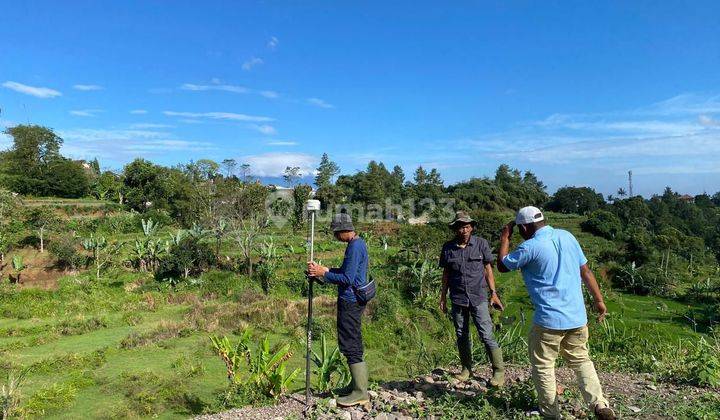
[{"xmin": 197, "ymin": 366, "xmax": 713, "ymax": 419}]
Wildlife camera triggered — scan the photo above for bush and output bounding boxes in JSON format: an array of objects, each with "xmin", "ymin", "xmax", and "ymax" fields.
[
  {"xmin": 156, "ymin": 236, "xmax": 215, "ymax": 282},
  {"xmin": 581, "ymin": 210, "xmax": 623, "ymax": 240},
  {"xmin": 97, "ymin": 213, "xmax": 139, "ymax": 234},
  {"xmin": 48, "ymin": 236, "xmax": 87, "ymax": 270},
  {"xmin": 469, "ymin": 210, "xmax": 506, "ymax": 244}
]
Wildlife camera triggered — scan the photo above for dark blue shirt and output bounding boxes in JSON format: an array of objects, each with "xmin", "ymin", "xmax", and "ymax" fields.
[
  {"xmin": 324, "ymin": 237, "xmax": 369, "ymax": 302},
  {"xmin": 439, "ymin": 235, "xmax": 495, "ymax": 306}
]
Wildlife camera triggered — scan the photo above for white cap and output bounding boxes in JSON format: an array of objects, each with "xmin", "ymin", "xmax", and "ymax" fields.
[{"xmin": 515, "ymin": 206, "xmax": 545, "ymax": 225}]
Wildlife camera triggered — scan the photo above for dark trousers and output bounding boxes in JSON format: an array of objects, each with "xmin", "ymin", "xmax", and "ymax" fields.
[
  {"xmin": 452, "ymin": 302, "xmax": 500, "ymax": 358},
  {"xmin": 337, "ymin": 298, "xmax": 366, "ymax": 365}
]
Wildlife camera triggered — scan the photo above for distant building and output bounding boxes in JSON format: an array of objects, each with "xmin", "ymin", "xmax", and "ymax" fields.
[{"xmin": 679, "ymin": 194, "xmax": 695, "ymax": 203}]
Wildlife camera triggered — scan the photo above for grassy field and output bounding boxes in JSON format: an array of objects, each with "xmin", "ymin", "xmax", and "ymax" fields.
[{"xmin": 0, "ymin": 212, "xmax": 717, "ymax": 418}]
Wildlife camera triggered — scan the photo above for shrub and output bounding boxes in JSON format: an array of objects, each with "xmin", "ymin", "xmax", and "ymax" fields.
[
  {"xmin": 688, "ymin": 337, "xmax": 720, "ymax": 388},
  {"xmin": 48, "ymin": 236, "xmax": 87, "ymax": 271},
  {"xmin": 469, "ymin": 210, "xmax": 506, "ymax": 244},
  {"xmin": 156, "ymin": 236, "xmax": 215, "ymax": 282},
  {"xmin": 581, "ymin": 210, "xmax": 623, "ymax": 240}
]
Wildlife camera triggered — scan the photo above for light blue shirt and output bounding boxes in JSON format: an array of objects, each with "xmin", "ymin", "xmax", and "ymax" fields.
[{"xmin": 502, "ymin": 226, "xmax": 588, "ymax": 330}]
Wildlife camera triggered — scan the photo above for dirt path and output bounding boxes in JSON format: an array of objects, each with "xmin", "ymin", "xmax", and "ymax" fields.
[{"xmin": 196, "ymin": 365, "xmax": 715, "ymax": 419}]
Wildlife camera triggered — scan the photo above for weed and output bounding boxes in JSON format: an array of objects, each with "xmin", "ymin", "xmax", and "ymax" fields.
[
  {"xmin": 119, "ymin": 321, "xmax": 191, "ymax": 349},
  {"xmin": 17, "ymin": 382, "xmax": 78, "ymax": 418},
  {"xmin": 1, "ymin": 368, "xmax": 29, "ymax": 420}
]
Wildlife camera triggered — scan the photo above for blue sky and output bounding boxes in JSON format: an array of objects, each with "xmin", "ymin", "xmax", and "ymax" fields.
[{"xmin": 1, "ymin": 1, "xmax": 719, "ymax": 196}]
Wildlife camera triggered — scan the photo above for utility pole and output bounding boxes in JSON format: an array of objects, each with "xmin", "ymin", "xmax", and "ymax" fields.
[{"xmin": 628, "ymin": 170, "xmax": 633, "ymax": 197}]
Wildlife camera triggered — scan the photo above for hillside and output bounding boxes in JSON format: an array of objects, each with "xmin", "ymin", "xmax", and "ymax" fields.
[{"xmin": 1, "ymin": 205, "xmax": 718, "ymax": 419}]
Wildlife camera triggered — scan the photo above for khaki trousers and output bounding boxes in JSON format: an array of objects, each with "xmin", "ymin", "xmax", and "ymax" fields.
[{"xmin": 529, "ymin": 324, "xmax": 609, "ymax": 418}]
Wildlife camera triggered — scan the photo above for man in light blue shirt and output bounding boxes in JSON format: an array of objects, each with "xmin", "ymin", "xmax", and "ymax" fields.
[{"xmin": 498, "ymin": 206, "xmax": 615, "ymax": 420}]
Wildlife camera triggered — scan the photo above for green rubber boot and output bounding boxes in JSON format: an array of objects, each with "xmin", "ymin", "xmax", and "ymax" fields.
[
  {"xmin": 454, "ymin": 342, "xmax": 473, "ymax": 381},
  {"xmin": 334, "ymin": 376, "xmax": 354, "ymax": 396},
  {"xmin": 337, "ymin": 362, "xmax": 369, "ymax": 407},
  {"xmin": 488, "ymin": 347, "xmax": 505, "ymax": 388}
]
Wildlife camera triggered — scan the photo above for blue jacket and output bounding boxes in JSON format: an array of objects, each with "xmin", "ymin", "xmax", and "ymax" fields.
[{"xmin": 324, "ymin": 237, "xmax": 368, "ymax": 302}]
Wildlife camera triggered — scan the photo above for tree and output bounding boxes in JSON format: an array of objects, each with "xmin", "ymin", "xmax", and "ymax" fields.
[
  {"xmin": 546, "ymin": 186, "xmax": 605, "ymax": 215},
  {"xmin": 230, "ymin": 215, "xmax": 267, "ymax": 276},
  {"xmin": 239, "ymin": 163, "xmax": 252, "ymax": 181},
  {"xmin": 291, "ymin": 184, "xmax": 313, "ymax": 231},
  {"xmin": 617, "ymin": 187, "xmax": 627, "ymax": 198},
  {"xmin": 283, "ymin": 166, "xmax": 302, "ymax": 187},
  {"xmin": 184, "ymin": 159, "xmax": 219, "ymax": 182},
  {"xmin": 0, "ymin": 124, "xmax": 90, "ymax": 197},
  {"xmin": 409, "ymin": 166, "xmax": 446, "ymax": 216},
  {"xmin": 25, "ymin": 208, "xmax": 58, "ymax": 253},
  {"xmin": 45, "ymin": 158, "xmax": 91, "ymax": 198},
  {"xmin": 82, "ymin": 235, "xmax": 124, "ymax": 280},
  {"xmin": 121, "ymin": 158, "xmax": 189, "ymax": 213},
  {"xmin": 221, "ymin": 159, "xmax": 237, "ymax": 178},
  {"xmin": 93, "ymin": 171, "xmax": 123, "ymax": 202},
  {"xmin": 314, "ymin": 153, "xmax": 340, "ymax": 189}
]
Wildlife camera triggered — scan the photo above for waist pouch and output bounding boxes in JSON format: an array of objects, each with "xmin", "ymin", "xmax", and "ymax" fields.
[{"xmin": 353, "ymin": 276, "xmax": 376, "ymax": 305}]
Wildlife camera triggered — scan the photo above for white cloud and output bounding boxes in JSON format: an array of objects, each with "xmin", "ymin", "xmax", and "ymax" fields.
[
  {"xmin": 59, "ymin": 129, "xmax": 168, "ymax": 142},
  {"xmin": 307, "ymin": 97, "xmax": 334, "ymax": 109},
  {"xmin": 2, "ymin": 81, "xmax": 61, "ymax": 98},
  {"xmin": 640, "ymin": 93, "xmax": 720, "ymax": 117},
  {"xmin": 129, "ymin": 123, "xmax": 174, "ymax": 129},
  {"xmin": 58, "ymin": 128, "xmax": 215, "ymax": 159},
  {"xmin": 699, "ymin": 114, "xmax": 720, "ymax": 127},
  {"xmin": 260, "ymin": 90, "xmax": 279, "ymax": 99},
  {"xmin": 251, "ymin": 124, "xmax": 277, "ymax": 135},
  {"xmin": 73, "ymin": 84, "xmax": 103, "ymax": 91},
  {"xmin": 180, "ymin": 83, "xmax": 248, "ymax": 94},
  {"xmin": 267, "ymin": 36, "xmax": 279, "ymax": 50},
  {"xmin": 242, "ymin": 152, "xmax": 316, "ymax": 177},
  {"xmin": 242, "ymin": 57, "xmax": 264, "ymax": 71},
  {"xmin": 267, "ymin": 141, "xmax": 298, "ymax": 146},
  {"xmin": 130, "ymin": 109, "xmax": 148, "ymax": 115},
  {"xmin": 163, "ymin": 111, "xmax": 274, "ymax": 123},
  {"xmin": 69, "ymin": 109, "xmax": 103, "ymax": 117}
]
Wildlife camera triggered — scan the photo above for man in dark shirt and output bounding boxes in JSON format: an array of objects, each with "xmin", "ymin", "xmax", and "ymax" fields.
[
  {"xmin": 307, "ymin": 210, "xmax": 369, "ymax": 407},
  {"xmin": 439, "ymin": 211, "xmax": 506, "ymax": 387}
]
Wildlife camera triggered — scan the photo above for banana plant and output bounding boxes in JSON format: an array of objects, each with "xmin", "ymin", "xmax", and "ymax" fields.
[
  {"xmin": 312, "ymin": 333, "xmax": 350, "ymax": 392},
  {"xmin": 210, "ymin": 329, "xmax": 252, "ymax": 382},
  {"xmin": 398, "ymin": 258, "xmax": 442, "ymax": 303},
  {"xmin": 210, "ymin": 332, "xmax": 299, "ymax": 399},
  {"xmin": 10, "ymin": 255, "xmax": 24, "ymax": 284},
  {"xmin": 141, "ymin": 218, "xmax": 159, "ymax": 237},
  {"xmin": 257, "ymin": 238, "xmax": 278, "ymax": 294},
  {"xmin": 188, "ymin": 223, "xmax": 209, "ymax": 240},
  {"xmin": 83, "ymin": 235, "xmax": 124, "ymax": 280},
  {"xmin": 380, "ymin": 235, "xmax": 390, "ymax": 251}
]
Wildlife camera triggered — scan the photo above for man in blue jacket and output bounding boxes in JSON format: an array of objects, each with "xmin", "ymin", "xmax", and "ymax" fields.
[{"xmin": 307, "ymin": 210, "xmax": 369, "ymax": 407}]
